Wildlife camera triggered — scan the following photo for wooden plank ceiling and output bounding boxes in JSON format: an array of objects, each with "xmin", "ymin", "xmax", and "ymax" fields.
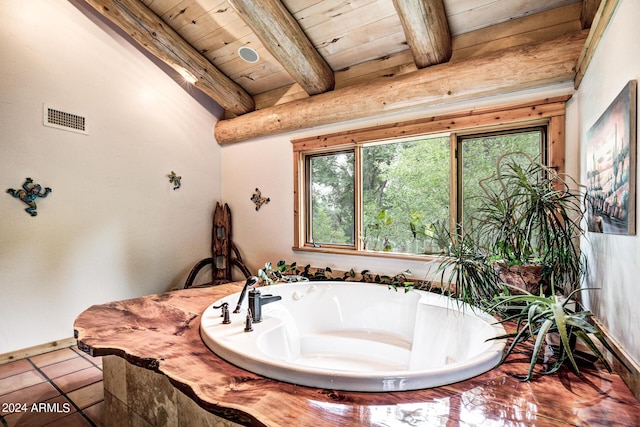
[{"xmin": 84, "ymin": 0, "xmax": 602, "ymax": 143}]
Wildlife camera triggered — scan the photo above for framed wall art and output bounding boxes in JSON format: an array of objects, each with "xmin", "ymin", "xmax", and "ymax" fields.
[{"xmin": 586, "ymin": 80, "xmax": 637, "ymax": 235}]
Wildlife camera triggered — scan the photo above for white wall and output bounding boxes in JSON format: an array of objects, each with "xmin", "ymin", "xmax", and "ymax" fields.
[
  {"xmin": 0, "ymin": 0, "xmax": 222, "ymax": 353},
  {"xmin": 571, "ymin": 0, "xmax": 640, "ymax": 367},
  {"xmin": 221, "ymin": 83, "xmax": 578, "ymax": 279}
]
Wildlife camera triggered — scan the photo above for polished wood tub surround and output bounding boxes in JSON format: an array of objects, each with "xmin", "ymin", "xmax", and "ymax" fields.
[{"xmin": 74, "ymin": 283, "xmax": 640, "ymax": 426}]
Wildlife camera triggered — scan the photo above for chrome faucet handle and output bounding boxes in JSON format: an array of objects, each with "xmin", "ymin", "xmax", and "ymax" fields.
[
  {"xmin": 212, "ymin": 302, "xmax": 231, "ymax": 324},
  {"xmin": 244, "ymin": 308, "xmax": 253, "ymax": 332}
]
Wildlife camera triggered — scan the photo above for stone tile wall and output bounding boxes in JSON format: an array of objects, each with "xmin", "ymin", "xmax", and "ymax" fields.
[{"xmin": 103, "ymin": 356, "xmax": 241, "ymax": 427}]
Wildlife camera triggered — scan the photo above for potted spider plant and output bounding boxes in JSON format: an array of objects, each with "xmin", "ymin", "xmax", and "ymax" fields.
[
  {"xmin": 431, "ymin": 152, "xmax": 587, "ymax": 305},
  {"xmin": 473, "ymin": 152, "xmax": 587, "ymax": 297}
]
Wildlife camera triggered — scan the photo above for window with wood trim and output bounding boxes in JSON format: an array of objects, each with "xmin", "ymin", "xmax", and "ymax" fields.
[{"xmin": 292, "ymin": 97, "xmax": 568, "ymax": 258}]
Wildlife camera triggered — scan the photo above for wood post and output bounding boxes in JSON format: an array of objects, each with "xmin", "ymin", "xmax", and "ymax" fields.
[
  {"xmin": 227, "ymin": 0, "xmax": 335, "ymax": 96},
  {"xmin": 393, "ymin": 0, "xmax": 452, "ymax": 68}
]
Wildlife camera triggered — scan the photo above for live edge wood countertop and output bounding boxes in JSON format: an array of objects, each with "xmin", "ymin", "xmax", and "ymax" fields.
[{"xmin": 74, "ymin": 283, "xmax": 640, "ymax": 427}]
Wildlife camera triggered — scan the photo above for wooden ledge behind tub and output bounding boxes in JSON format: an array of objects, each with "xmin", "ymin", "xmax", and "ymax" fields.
[{"xmin": 73, "ymin": 283, "xmax": 640, "ymax": 427}]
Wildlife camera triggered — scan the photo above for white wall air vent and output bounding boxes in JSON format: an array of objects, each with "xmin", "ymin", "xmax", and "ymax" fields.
[{"xmin": 43, "ymin": 104, "xmax": 88, "ymax": 135}]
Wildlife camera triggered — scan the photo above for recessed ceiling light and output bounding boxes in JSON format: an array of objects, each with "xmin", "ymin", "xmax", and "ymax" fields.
[
  {"xmin": 175, "ymin": 66, "xmax": 197, "ymax": 84},
  {"xmin": 238, "ymin": 46, "xmax": 260, "ymax": 63}
]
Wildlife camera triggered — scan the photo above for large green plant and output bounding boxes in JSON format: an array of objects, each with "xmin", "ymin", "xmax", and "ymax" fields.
[
  {"xmin": 473, "ymin": 152, "xmax": 587, "ymax": 294},
  {"xmin": 428, "ymin": 153, "xmax": 622, "ymax": 380},
  {"xmin": 432, "ymin": 152, "xmax": 587, "ymax": 303},
  {"xmin": 489, "ymin": 283, "xmax": 628, "ymax": 381},
  {"xmin": 431, "ymin": 223, "xmax": 501, "ymax": 307}
]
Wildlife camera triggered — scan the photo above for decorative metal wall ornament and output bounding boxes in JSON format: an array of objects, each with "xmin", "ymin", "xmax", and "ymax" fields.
[
  {"xmin": 168, "ymin": 171, "xmax": 182, "ymax": 190},
  {"xmin": 6, "ymin": 177, "xmax": 52, "ymax": 216},
  {"xmin": 250, "ymin": 188, "xmax": 270, "ymax": 211}
]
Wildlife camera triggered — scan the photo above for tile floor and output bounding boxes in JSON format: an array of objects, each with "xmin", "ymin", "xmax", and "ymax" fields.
[{"xmin": 0, "ymin": 346, "xmax": 103, "ymax": 427}]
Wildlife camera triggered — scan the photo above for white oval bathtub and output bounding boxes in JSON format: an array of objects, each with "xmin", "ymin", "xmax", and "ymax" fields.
[{"xmin": 200, "ymin": 282, "xmax": 506, "ymax": 392}]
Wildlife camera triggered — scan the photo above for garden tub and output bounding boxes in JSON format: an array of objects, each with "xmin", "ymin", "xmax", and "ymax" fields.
[{"xmin": 200, "ymin": 281, "xmax": 505, "ymax": 392}]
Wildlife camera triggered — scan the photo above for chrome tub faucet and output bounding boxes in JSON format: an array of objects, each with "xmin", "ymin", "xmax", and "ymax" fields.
[{"xmin": 248, "ymin": 288, "xmax": 281, "ymax": 322}]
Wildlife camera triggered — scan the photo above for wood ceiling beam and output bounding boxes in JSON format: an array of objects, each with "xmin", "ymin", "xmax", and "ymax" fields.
[
  {"xmin": 227, "ymin": 0, "xmax": 335, "ymax": 96},
  {"xmin": 83, "ymin": 0, "xmax": 255, "ymax": 116},
  {"xmin": 575, "ymin": 0, "xmax": 620, "ymax": 89},
  {"xmin": 581, "ymin": 0, "xmax": 602, "ymax": 29},
  {"xmin": 214, "ymin": 31, "xmax": 588, "ymax": 145},
  {"xmin": 392, "ymin": 0, "xmax": 452, "ymax": 68}
]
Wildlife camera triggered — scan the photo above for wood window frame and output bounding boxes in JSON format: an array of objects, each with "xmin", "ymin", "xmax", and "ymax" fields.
[{"xmin": 292, "ymin": 96, "xmax": 569, "ymax": 257}]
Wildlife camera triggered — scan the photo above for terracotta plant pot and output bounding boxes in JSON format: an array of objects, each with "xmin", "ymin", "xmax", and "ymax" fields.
[{"xmin": 495, "ymin": 264, "xmax": 546, "ymax": 295}]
